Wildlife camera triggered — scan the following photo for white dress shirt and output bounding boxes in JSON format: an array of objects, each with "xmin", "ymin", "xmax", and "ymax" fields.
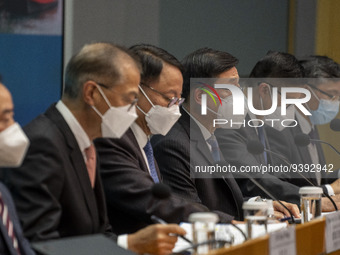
[
  {"xmin": 295, "ymin": 111, "xmax": 334, "ymax": 194},
  {"xmin": 130, "ymin": 122, "xmax": 152, "ymax": 174}
]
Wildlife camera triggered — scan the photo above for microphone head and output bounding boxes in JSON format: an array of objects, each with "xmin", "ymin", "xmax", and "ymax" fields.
[
  {"xmin": 294, "ymin": 133, "xmax": 310, "ymax": 147},
  {"xmin": 330, "ymin": 119, "xmax": 340, "ymax": 132},
  {"xmin": 151, "ymin": 183, "xmax": 171, "ymax": 199},
  {"xmin": 246, "ymin": 140, "xmax": 264, "ymax": 155}
]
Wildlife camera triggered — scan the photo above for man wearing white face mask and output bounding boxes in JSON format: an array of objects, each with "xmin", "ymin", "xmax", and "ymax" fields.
[
  {"xmin": 3, "ymin": 43, "xmax": 187, "ymax": 255},
  {"xmin": 95, "ymin": 44, "xmax": 232, "ymax": 235},
  {"xmin": 151, "ymin": 48, "xmax": 300, "ymax": 221},
  {"xmin": 267, "ymin": 56, "xmax": 340, "ymax": 202},
  {"xmin": 216, "ymin": 51, "xmax": 309, "ymax": 206},
  {"xmin": 0, "ymin": 82, "xmax": 35, "ymax": 255},
  {"xmin": 216, "ymin": 51, "xmax": 340, "ymax": 212}
]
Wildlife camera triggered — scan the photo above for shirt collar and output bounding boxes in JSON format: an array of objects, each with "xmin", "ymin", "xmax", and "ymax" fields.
[
  {"xmin": 182, "ymin": 106, "xmax": 212, "ymax": 141},
  {"xmin": 56, "ymin": 101, "xmax": 91, "ymax": 156},
  {"xmin": 295, "ymin": 110, "xmax": 312, "ymax": 134},
  {"xmin": 130, "ymin": 122, "xmax": 149, "ymax": 148}
]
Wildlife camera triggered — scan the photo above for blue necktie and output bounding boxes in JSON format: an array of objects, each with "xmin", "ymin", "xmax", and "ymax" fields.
[
  {"xmin": 143, "ymin": 141, "xmax": 160, "ymax": 183},
  {"xmin": 207, "ymin": 134, "xmax": 221, "ymax": 162},
  {"xmin": 257, "ymin": 126, "xmax": 268, "ymax": 164}
]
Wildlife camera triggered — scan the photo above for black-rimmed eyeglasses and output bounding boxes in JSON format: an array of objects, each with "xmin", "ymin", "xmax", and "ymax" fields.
[
  {"xmin": 140, "ymin": 83, "xmax": 185, "ymax": 108},
  {"xmin": 308, "ymin": 84, "xmax": 339, "ymax": 101}
]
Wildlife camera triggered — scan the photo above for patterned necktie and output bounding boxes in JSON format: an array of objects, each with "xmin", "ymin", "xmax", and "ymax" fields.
[
  {"xmin": 207, "ymin": 134, "xmax": 221, "ymax": 162},
  {"xmin": 85, "ymin": 144, "xmax": 96, "ymax": 188},
  {"xmin": 257, "ymin": 126, "xmax": 268, "ymax": 164},
  {"xmin": 0, "ymin": 193, "xmax": 21, "ymax": 255},
  {"xmin": 143, "ymin": 141, "xmax": 160, "ymax": 183}
]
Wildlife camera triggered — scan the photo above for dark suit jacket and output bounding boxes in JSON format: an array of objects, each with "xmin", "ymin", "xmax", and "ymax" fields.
[
  {"xmin": 0, "ymin": 182, "xmax": 35, "ymax": 255},
  {"xmin": 95, "ymin": 126, "xmax": 230, "ymax": 235},
  {"xmin": 3, "ymin": 104, "xmax": 113, "ymax": 242},
  {"xmin": 267, "ymin": 120, "xmax": 338, "ymax": 188},
  {"xmin": 151, "ymin": 109, "xmax": 244, "ymax": 221},
  {"xmin": 215, "ymin": 115, "xmax": 302, "ymax": 205}
]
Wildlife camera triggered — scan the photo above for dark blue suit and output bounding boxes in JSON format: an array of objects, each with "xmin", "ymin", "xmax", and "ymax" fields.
[{"xmin": 0, "ymin": 182, "xmax": 35, "ymax": 255}]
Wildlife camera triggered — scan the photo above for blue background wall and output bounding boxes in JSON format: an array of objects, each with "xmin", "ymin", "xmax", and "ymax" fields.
[{"xmin": 0, "ymin": 34, "xmax": 62, "ymax": 126}]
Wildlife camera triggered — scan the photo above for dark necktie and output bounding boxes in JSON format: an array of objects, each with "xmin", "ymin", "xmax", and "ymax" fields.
[
  {"xmin": 0, "ymin": 193, "xmax": 21, "ymax": 255},
  {"xmin": 143, "ymin": 141, "xmax": 160, "ymax": 183},
  {"xmin": 207, "ymin": 134, "xmax": 221, "ymax": 162},
  {"xmin": 257, "ymin": 126, "xmax": 268, "ymax": 164}
]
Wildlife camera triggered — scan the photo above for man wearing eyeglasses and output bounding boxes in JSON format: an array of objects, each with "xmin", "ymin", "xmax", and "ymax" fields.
[
  {"xmin": 4, "ymin": 42, "xmax": 188, "ymax": 255},
  {"xmin": 266, "ymin": 56, "xmax": 340, "ymax": 202},
  {"xmin": 94, "ymin": 44, "xmax": 239, "ymax": 235}
]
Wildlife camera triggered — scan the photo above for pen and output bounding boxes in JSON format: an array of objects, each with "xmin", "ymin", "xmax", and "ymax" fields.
[
  {"xmin": 151, "ymin": 215, "xmax": 192, "ymax": 244},
  {"xmin": 279, "ymin": 216, "xmax": 292, "ymax": 222}
]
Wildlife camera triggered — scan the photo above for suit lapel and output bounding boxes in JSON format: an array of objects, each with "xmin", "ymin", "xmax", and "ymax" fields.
[
  {"xmin": 313, "ymin": 127, "xmax": 327, "ymax": 165},
  {"xmin": 127, "ymin": 129, "xmax": 162, "ymax": 182},
  {"xmin": 180, "ymin": 109, "xmax": 215, "ymax": 165},
  {"xmin": 291, "ymin": 124, "xmax": 318, "ymax": 184},
  {"xmin": 243, "ymin": 115, "xmax": 267, "ymax": 164},
  {"xmin": 181, "ymin": 109, "xmax": 244, "ymax": 219},
  {"xmin": 45, "ymin": 105, "xmax": 99, "ymax": 230}
]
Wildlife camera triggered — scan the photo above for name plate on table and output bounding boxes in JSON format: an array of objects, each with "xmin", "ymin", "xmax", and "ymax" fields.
[
  {"xmin": 325, "ymin": 211, "xmax": 340, "ymax": 253},
  {"xmin": 269, "ymin": 227, "xmax": 296, "ymax": 255}
]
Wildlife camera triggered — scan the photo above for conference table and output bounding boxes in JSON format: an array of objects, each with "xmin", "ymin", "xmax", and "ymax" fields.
[{"xmin": 208, "ymin": 216, "xmax": 339, "ymax": 255}]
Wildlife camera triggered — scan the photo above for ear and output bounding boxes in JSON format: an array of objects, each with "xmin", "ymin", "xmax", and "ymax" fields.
[
  {"xmin": 258, "ymin": 82, "xmax": 270, "ymax": 98},
  {"xmin": 83, "ymin": 81, "xmax": 98, "ymax": 106},
  {"xmin": 194, "ymin": 88, "xmax": 203, "ymax": 105}
]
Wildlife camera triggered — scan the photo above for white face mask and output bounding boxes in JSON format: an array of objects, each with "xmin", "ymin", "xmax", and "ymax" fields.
[
  {"xmin": 138, "ymin": 85, "xmax": 181, "ymax": 136},
  {"xmin": 0, "ymin": 123, "xmax": 29, "ymax": 167},
  {"xmin": 216, "ymin": 95, "xmax": 247, "ymax": 129},
  {"xmin": 92, "ymin": 85, "xmax": 137, "ymax": 138},
  {"xmin": 261, "ymin": 85, "xmax": 295, "ymax": 131}
]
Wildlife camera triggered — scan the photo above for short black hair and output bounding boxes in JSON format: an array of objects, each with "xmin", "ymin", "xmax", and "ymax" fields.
[
  {"xmin": 249, "ymin": 51, "xmax": 305, "ymax": 78},
  {"xmin": 299, "ymin": 55, "xmax": 340, "ymax": 78},
  {"xmin": 181, "ymin": 47, "xmax": 239, "ymax": 99},
  {"xmin": 129, "ymin": 44, "xmax": 182, "ymax": 84},
  {"xmin": 64, "ymin": 42, "xmax": 140, "ymax": 99}
]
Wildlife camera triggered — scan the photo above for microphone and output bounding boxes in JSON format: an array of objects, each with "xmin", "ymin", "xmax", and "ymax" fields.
[
  {"xmin": 175, "ymin": 239, "xmax": 231, "ymax": 254},
  {"xmin": 294, "ymin": 133, "xmax": 340, "ymax": 156},
  {"xmin": 330, "ymin": 119, "xmax": 340, "ymax": 132},
  {"xmin": 218, "ymin": 157, "xmax": 296, "ymax": 223},
  {"xmin": 249, "ymin": 139, "xmax": 338, "ymax": 211},
  {"xmin": 150, "ymin": 183, "xmax": 193, "ymax": 244},
  {"xmin": 151, "ymin": 182, "xmax": 247, "ymax": 245}
]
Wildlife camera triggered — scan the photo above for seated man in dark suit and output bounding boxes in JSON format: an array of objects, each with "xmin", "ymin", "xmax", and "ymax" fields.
[
  {"xmin": 3, "ymin": 43, "xmax": 185, "ymax": 255},
  {"xmin": 268, "ymin": 56, "xmax": 340, "ymax": 193},
  {"xmin": 151, "ymin": 48, "xmax": 299, "ymax": 220},
  {"xmin": 0, "ymin": 80, "xmax": 35, "ymax": 255},
  {"xmin": 94, "ymin": 44, "xmax": 238, "ymax": 235},
  {"xmin": 215, "ymin": 51, "xmax": 307, "ymax": 205},
  {"xmin": 216, "ymin": 51, "xmax": 340, "ymax": 211}
]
